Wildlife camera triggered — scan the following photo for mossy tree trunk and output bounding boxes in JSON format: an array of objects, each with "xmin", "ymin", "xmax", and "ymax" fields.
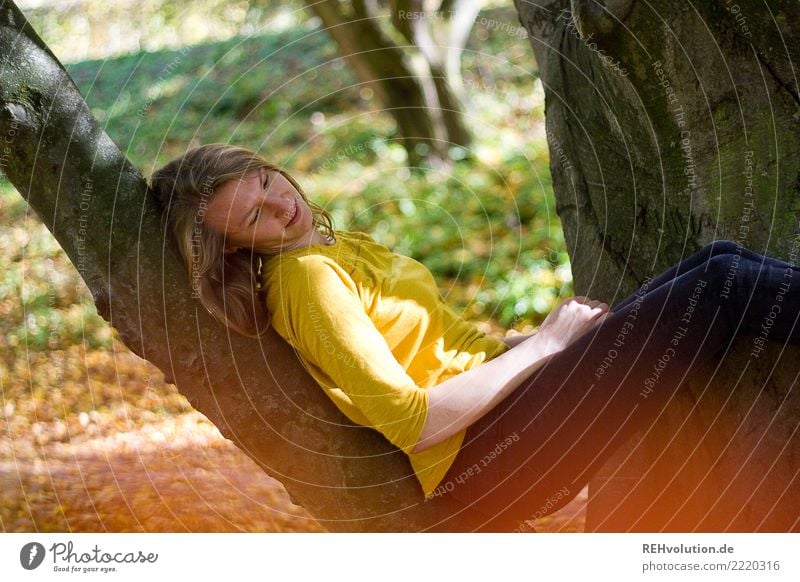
[
  {"xmin": 0, "ymin": 0, "xmax": 462, "ymax": 532},
  {"xmin": 515, "ymin": 0, "xmax": 800, "ymax": 531}
]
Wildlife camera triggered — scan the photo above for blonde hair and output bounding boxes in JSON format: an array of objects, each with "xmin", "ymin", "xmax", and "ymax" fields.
[{"xmin": 149, "ymin": 143, "xmax": 336, "ymax": 338}]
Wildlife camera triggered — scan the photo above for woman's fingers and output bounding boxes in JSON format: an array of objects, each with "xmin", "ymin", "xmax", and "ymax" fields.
[{"xmin": 572, "ymin": 296, "xmax": 609, "ymax": 312}]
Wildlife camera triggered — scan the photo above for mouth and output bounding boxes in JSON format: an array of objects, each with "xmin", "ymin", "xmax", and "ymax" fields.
[{"xmin": 286, "ymin": 200, "xmax": 299, "ymax": 227}]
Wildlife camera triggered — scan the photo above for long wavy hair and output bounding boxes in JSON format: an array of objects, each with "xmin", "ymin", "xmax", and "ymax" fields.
[{"xmin": 149, "ymin": 143, "xmax": 336, "ymax": 338}]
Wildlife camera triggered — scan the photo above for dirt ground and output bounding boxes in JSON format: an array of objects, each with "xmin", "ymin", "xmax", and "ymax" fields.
[{"xmin": 1, "ymin": 411, "xmax": 586, "ymax": 533}]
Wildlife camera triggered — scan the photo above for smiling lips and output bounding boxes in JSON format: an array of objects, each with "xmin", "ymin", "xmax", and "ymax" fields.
[{"xmin": 286, "ymin": 200, "xmax": 299, "ymax": 227}]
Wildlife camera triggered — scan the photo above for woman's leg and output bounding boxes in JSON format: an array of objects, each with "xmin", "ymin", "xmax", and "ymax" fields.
[
  {"xmin": 612, "ymin": 240, "xmax": 800, "ymax": 313},
  {"xmin": 434, "ymin": 250, "xmax": 800, "ymax": 531}
]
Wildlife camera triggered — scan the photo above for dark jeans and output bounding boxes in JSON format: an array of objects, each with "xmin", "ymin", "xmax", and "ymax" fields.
[{"xmin": 427, "ymin": 240, "xmax": 800, "ymax": 531}]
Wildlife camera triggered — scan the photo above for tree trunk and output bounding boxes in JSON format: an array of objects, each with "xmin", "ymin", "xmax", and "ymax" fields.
[
  {"xmin": 0, "ymin": 0, "xmax": 458, "ymax": 532},
  {"xmin": 306, "ymin": 0, "xmax": 476, "ymax": 168},
  {"xmin": 515, "ymin": 0, "xmax": 800, "ymax": 531}
]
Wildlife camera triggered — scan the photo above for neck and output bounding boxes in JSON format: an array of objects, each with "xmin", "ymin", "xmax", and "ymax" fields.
[
  {"xmin": 310, "ymin": 228, "xmax": 334, "ymax": 246},
  {"xmin": 256, "ymin": 228, "xmax": 333, "ymax": 257}
]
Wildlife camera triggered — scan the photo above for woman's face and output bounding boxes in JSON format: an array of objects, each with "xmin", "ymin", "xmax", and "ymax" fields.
[{"xmin": 204, "ymin": 168, "xmax": 317, "ymax": 254}]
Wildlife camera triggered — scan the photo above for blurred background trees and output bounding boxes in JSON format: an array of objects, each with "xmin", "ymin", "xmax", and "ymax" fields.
[{"xmin": 304, "ymin": 0, "xmax": 479, "ymax": 168}]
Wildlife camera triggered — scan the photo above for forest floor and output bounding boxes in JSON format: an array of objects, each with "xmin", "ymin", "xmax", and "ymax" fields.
[{"xmin": 1, "ymin": 410, "xmax": 586, "ymax": 533}]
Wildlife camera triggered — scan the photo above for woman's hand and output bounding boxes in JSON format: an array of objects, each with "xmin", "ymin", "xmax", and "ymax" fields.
[
  {"xmin": 414, "ymin": 295, "xmax": 609, "ymax": 453},
  {"xmin": 533, "ymin": 296, "xmax": 610, "ymax": 354}
]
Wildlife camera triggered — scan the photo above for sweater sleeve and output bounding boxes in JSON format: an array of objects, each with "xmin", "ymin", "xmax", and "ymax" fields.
[{"xmin": 270, "ymin": 256, "xmax": 429, "ymax": 455}]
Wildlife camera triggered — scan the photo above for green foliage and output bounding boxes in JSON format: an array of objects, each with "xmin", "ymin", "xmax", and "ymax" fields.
[
  {"xmin": 21, "ymin": 0, "xmax": 308, "ymax": 61},
  {"xmin": 64, "ymin": 23, "xmax": 367, "ymax": 172}
]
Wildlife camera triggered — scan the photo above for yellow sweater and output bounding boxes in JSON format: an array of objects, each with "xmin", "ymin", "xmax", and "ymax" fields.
[{"xmin": 260, "ymin": 230, "xmax": 510, "ymax": 496}]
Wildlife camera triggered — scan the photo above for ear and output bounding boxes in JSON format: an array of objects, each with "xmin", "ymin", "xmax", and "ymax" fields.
[{"xmin": 223, "ymin": 245, "xmax": 241, "ymax": 254}]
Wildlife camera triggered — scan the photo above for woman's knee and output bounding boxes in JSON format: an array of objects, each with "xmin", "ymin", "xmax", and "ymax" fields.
[{"xmin": 704, "ymin": 239, "xmax": 740, "ymax": 257}]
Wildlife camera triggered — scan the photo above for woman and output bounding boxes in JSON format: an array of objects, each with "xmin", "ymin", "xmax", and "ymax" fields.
[{"xmin": 150, "ymin": 143, "xmax": 800, "ymax": 532}]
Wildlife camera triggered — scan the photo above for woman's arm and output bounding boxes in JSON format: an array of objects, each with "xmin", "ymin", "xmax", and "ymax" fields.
[
  {"xmin": 411, "ymin": 331, "xmax": 557, "ymax": 453},
  {"xmin": 412, "ymin": 296, "xmax": 611, "ymax": 453},
  {"xmin": 501, "ymin": 332, "xmax": 535, "ymax": 348}
]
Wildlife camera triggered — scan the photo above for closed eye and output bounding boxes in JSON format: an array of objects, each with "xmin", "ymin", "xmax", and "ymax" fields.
[{"xmin": 248, "ymin": 171, "xmax": 271, "ymax": 226}]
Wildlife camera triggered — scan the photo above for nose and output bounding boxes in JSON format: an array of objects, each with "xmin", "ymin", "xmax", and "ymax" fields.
[{"xmin": 261, "ymin": 193, "xmax": 294, "ymax": 215}]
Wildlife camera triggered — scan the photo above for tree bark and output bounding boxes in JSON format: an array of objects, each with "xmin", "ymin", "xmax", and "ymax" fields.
[
  {"xmin": 0, "ymin": 0, "xmax": 459, "ymax": 532},
  {"xmin": 515, "ymin": 0, "xmax": 800, "ymax": 531}
]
